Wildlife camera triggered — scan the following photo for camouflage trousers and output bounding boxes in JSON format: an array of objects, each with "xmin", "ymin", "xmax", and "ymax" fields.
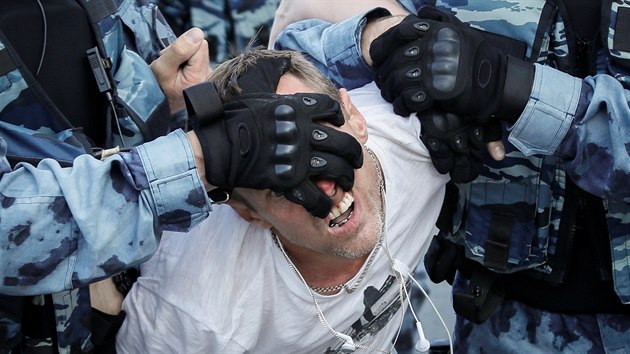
[{"xmin": 453, "ymin": 294, "xmax": 630, "ymax": 353}]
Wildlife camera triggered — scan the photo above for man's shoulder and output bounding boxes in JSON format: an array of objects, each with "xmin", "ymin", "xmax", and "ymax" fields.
[{"xmin": 141, "ymin": 206, "xmax": 268, "ymax": 280}]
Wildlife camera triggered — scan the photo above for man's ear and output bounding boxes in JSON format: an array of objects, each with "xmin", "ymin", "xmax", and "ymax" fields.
[
  {"xmin": 228, "ymin": 199, "xmax": 273, "ymax": 229},
  {"xmin": 339, "ymin": 88, "xmax": 368, "ymax": 144}
]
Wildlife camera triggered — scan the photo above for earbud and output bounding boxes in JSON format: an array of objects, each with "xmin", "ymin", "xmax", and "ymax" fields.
[
  {"xmin": 415, "ymin": 321, "xmax": 431, "ymax": 352},
  {"xmin": 336, "ymin": 332, "xmax": 356, "ymax": 353}
]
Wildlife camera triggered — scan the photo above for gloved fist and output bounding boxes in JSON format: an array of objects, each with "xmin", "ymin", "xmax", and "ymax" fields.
[
  {"xmin": 370, "ymin": 5, "xmax": 533, "ymax": 122},
  {"xmin": 186, "ymin": 82, "xmax": 363, "ymax": 218},
  {"xmin": 419, "ymin": 110, "xmax": 485, "ymax": 183}
]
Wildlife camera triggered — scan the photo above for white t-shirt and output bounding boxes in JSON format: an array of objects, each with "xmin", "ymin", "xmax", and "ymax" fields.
[{"xmin": 116, "ymin": 82, "xmax": 449, "ymax": 353}]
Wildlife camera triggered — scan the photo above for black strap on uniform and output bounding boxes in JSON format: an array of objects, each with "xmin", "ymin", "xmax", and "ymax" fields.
[
  {"xmin": 78, "ymin": 0, "xmax": 116, "ymax": 21},
  {"xmin": 76, "ymin": 0, "xmax": 116, "ymax": 65},
  {"xmin": 483, "ymin": 210, "xmax": 515, "ymax": 271},
  {"xmin": 0, "ymin": 47, "xmax": 16, "ymax": 76},
  {"xmin": 75, "ymin": 0, "xmax": 116, "ymax": 82}
]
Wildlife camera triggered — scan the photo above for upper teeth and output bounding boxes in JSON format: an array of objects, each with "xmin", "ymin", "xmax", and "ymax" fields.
[{"xmin": 329, "ymin": 192, "xmax": 354, "ymax": 220}]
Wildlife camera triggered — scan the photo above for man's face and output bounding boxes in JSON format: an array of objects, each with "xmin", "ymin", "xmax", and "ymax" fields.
[{"xmin": 232, "ymin": 73, "xmax": 384, "ymax": 260}]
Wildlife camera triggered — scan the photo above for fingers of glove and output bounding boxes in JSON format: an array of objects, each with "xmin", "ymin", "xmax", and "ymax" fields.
[
  {"xmin": 446, "ymin": 129, "xmax": 471, "ymax": 155},
  {"xmin": 374, "ymin": 39, "xmax": 423, "ymax": 76},
  {"xmin": 385, "ymin": 84, "xmax": 432, "ymax": 117},
  {"xmin": 239, "ymin": 93, "xmax": 345, "ymax": 127},
  {"xmin": 283, "ymin": 180, "xmax": 332, "ymax": 218},
  {"xmin": 468, "ymin": 125, "xmax": 485, "ymax": 150},
  {"xmin": 370, "ymin": 15, "xmax": 431, "ymax": 65},
  {"xmin": 431, "ymin": 155, "xmax": 455, "ymax": 176},
  {"xmin": 400, "ymin": 86, "xmax": 433, "ymax": 116},
  {"xmin": 418, "ymin": 110, "xmax": 462, "ymax": 135},
  {"xmin": 450, "ymin": 154, "xmax": 481, "ymax": 183},
  {"xmin": 390, "ymin": 95, "xmax": 412, "ymax": 117},
  {"xmin": 308, "ymin": 151, "xmax": 356, "ymax": 192},
  {"xmin": 309, "ymin": 124, "xmax": 363, "ymax": 168},
  {"xmin": 376, "ymin": 60, "xmax": 425, "ymax": 103},
  {"xmin": 289, "ymin": 93, "xmax": 345, "ymax": 127},
  {"xmin": 391, "ymin": 95, "xmax": 413, "ymax": 117},
  {"xmin": 421, "ymin": 135, "xmax": 454, "ymax": 175}
]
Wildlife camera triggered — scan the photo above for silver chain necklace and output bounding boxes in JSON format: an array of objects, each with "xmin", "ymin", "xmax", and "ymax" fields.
[{"xmin": 272, "ymin": 145, "xmax": 390, "ymax": 353}]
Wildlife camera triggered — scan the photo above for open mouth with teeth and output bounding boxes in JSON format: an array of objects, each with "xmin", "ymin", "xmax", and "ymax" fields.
[{"xmin": 328, "ymin": 192, "xmax": 355, "ymax": 227}]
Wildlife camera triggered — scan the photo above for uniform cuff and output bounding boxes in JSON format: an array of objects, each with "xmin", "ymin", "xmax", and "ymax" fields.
[{"xmin": 508, "ymin": 64, "xmax": 582, "ymax": 155}]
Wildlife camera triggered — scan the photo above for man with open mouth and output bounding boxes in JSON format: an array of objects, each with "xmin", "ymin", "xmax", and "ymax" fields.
[{"xmin": 116, "ymin": 48, "xmax": 449, "ymax": 353}]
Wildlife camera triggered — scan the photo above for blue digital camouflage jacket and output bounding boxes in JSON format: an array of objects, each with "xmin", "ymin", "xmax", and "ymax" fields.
[
  {"xmin": 274, "ymin": 0, "xmax": 630, "ymax": 304},
  {"xmin": 190, "ymin": 0, "xmax": 280, "ymax": 64},
  {"xmin": 0, "ymin": 0, "xmax": 211, "ymax": 352},
  {"xmin": 157, "ymin": 0, "xmax": 280, "ymax": 64}
]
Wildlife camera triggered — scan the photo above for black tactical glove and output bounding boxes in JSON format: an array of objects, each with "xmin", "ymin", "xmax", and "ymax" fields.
[
  {"xmin": 370, "ymin": 5, "xmax": 534, "ymax": 122},
  {"xmin": 419, "ymin": 110, "xmax": 485, "ymax": 183},
  {"xmin": 185, "ymin": 82, "xmax": 363, "ymax": 218},
  {"xmin": 424, "ymin": 233, "xmax": 464, "ymax": 285}
]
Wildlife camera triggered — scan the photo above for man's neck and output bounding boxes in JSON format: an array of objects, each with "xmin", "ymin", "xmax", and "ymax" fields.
[{"xmin": 275, "ymin": 233, "xmax": 370, "ymax": 291}]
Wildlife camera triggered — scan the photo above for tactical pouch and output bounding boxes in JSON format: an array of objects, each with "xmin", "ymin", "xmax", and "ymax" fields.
[
  {"xmin": 602, "ymin": 0, "xmax": 630, "ymax": 69},
  {"xmin": 601, "ymin": 0, "xmax": 630, "ymax": 89},
  {"xmin": 452, "ymin": 265, "xmax": 505, "ymax": 324},
  {"xmin": 453, "ymin": 152, "xmax": 562, "ymax": 273}
]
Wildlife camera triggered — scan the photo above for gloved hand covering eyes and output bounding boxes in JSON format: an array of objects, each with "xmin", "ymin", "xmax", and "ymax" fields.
[{"xmin": 185, "ymin": 82, "xmax": 364, "ymax": 218}]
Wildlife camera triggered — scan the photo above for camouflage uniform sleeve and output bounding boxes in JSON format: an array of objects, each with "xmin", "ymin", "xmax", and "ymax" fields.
[
  {"xmin": 0, "ymin": 129, "xmax": 211, "ymax": 295},
  {"xmin": 396, "ymin": 0, "xmax": 419, "ymax": 13},
  {"xmin": 508, "ymin": 64, "xmax": 630, "ymax": 202},
  {"xmin": 274, "ymin": 10, "xmax": 382, "ymax": 89}
]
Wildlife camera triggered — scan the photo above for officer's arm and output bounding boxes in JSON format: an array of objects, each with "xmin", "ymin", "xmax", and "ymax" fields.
[
  {"xmin": 269, "ymin": 0, "xmax": 408, "ymax": 47},
  {"xmin": 511, "ymin": 66, "xmax": 630, "ymax": 201},
  {"xmin": 0, "ymin": 131, "xmax": 211, "ymax": 295}
]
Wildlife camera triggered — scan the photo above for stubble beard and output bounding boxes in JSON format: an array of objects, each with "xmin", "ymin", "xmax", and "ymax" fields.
[{"xmin": 328, "ymin": 183, "xmax": 385, "ymax": 259}]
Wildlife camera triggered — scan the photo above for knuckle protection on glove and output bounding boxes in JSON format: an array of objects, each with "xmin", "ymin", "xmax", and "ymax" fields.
[
  {"xmin": 271, "ymin": 104, "xmax": 300, "ymax": 181},
  {"xmin": 430, "ymin": 28, "xmax": 462, "ymax": 94},
  {"xmin": 451, "ymin": 156, "xmax": 473, "ymax": 181}
]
